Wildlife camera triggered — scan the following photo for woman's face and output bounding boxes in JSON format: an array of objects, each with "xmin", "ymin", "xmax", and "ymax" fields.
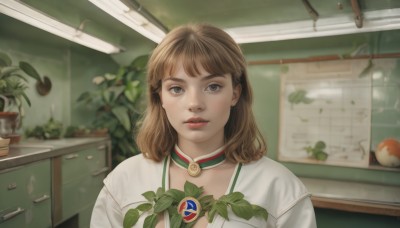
[{"xmin": 160, "ymin": 63, "xmax": 241, "ymax": 150}]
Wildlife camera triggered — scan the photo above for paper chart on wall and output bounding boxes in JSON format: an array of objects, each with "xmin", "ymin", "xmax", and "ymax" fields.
[{"xmin": 278, "ymin": 60, "xmax": 371, "ymax": 168}]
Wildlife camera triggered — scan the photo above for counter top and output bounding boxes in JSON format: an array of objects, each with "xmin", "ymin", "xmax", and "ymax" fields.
[
  {"xmin": 300, "ymin": 177, "xmax": 400, "ymax": 216},
  {"xmin": 0, "ymin": 137, "xmax": 110, "ymax": 170}
]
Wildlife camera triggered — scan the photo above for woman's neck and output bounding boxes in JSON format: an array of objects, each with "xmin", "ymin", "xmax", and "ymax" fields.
[{"xmin": 177, "ymin": 140, "xmax": 224, "ymax": 158}]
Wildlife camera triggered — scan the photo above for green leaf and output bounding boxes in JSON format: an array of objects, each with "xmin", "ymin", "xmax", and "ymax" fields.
[
  {"xmin": 214, "ymin": 201, "xmax": 229, "ymax": 220},
  {"xmin": 295, "ymin": 90, "xmax": 306, "ymax": 104},
  {"xmin": 165, "ymin": 189, "xmax": 185, "ymax": 202},
  {"xmin": 117, "ymin": 138, "xmax": 137, "ymax": 156},
  {"xmin": 0, "ymin": 66, "xmax": 20, "ymax": 77},
  {"xmin": 223, "ymin": 192, "xmax": 244, "ymax": 203},
  {"xmin": 304, "ymin": 146, "xmax": 313, "ymax": 155},
  {"xmin": 198, "ymin": 194, "xmax": 214, "ymax": 210},
  {"xmin": 167, "ymin": 205, "xmax": 178, "ymax": 216},
  {"xmin": 112, "ymin": 126, "xmax": 126, "ymax": 139},
  {"xmin": 143, "ymin": 214, "xmax": 158, "ymax": 228},
  {"xmin": 116, "ymin": 67, "xmax": 126, "ymax": 79},
  {"xmin": 185, "ymin": 222, "xmax": 196, "ymax": 228},
  {"xmin": 142, "ymin": 191, "xmax": 156, "ymax": 202},
  {"xmin": 207, "ymin": 206, "xmax": 217, "ymax": 223},
  {"xmin": 124, "ymin": 81, "xmax": 140, "ymax": 103},
  {"xmin": 252, "ymin": 205, "xmax": 268, "ymax": 221},
  {"xmin": 136, "ymin": 203, "xmax": 153, "ymax": 212},
  {"xmin": 130, "ymin": 55, "xmax": 149, "ymax": 71},
  {"xmin": 102, "ymin": 90, "xmax": 111, "ymax": 104},
  {"xmin": 111, "ymin": 106, "xmax": 131, "ymax": 131},
  {"xmin": 104, "ymin": 73, "xmax": 116, "ymax": 81},
  {"xmin": 110, "ymin": 86, "xmax": 125, "ymax": 102},
  {"xmin": 76, "ymin": 91, "xmax": 92, "ymax": 102},
  {"xmin": 0, "ymin": 52, "xmax": 12, "ymax": 66},
  {"xmin": 156, "ymin": 187, "xmax": 165, "ymax": 198},
  {"xmin": 153, "ymin": 195, "xmax": 174, "ymax": 213},
  {"xmin": 184, "ymin": 181, "xmax": 203, "ymax": 197},
  {"xmin": 21, "ymin": 92, "xmax": 31, "ymax": 107},
  {"xmin": 231, "ymin": 200, "xmax": 253, "ymax": 220},
  {"xmin": 288, "ymin": 92, "xmax": 297, "ymax": 103},
  {"xmin": 19, "ymin": 61, "xmax": 41, "ymax": 82},
  {"xmin": 123, "ymin": 209, "xmax": 139, "ymax": 228},
  {"xmin": 316, "ymin": 151, "xmax": 328, "ymax": 161},
  {"xmin": 170, "ymin": 213, "xmax": 183, "ymax": 228},
  {"xmin": 315, "ymin": 141, "xmax": 326, "ymax": 150}
]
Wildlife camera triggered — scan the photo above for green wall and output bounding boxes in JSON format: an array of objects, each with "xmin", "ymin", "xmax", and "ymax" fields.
[
  {"xmin": 243, "ymin": 30, "xmax": 400, "ymax": 227},
  {"xmin": 0, "ymin": 33, "xmax": 118, "ymax": 133}
]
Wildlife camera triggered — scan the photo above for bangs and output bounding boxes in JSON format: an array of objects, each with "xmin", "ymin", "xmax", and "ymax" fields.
[{"xmin": 156, "ymin": 34, "xmax": 242, "ymax": 79}]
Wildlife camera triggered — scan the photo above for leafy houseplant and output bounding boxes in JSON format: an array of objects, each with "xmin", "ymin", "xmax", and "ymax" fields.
[
  {"xmin": 0, "ymin": 52, "xmax": 41, "ymax": 142},
  {"xmin": 0, "ymin": 52, "xmax": 41, "ymax": 114},
  {"xmin": 77, "ymin": 55, "xmax": 148, "ymax": 167},
  {"xmin": 25, "ymin": 117, "xmax": 63, "ymax": 139}
]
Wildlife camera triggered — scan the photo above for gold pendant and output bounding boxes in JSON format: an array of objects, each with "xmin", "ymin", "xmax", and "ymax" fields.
[{"xmin": 187, "ymin": 162, "xmax": 201, "ymax": 177}]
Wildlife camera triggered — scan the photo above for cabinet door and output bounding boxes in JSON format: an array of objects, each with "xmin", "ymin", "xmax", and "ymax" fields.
[
  {"xmin": 0, "ymin": 159, "xmax": 51, "ymax": 228},
  {"xmin": 0, "ymin": 165, "xmax": 27, "ymax": 228},
  {"xmin": 60, "ymin": 143, "xmax": 108, "ymax": 224}
]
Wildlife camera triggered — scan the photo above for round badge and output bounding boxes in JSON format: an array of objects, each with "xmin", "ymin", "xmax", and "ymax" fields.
[
  {"xmin": 187, "ymin": 162, "xmax": 201, "ymax": 177},
  {"xmin": 177, "ymin": 197, "xmax": 202, "ymax": 223}
]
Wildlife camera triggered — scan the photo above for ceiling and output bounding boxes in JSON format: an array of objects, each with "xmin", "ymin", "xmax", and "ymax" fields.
[{"xmin": 1, "ymin": 0, "xmax": 400, "ymax": 56}]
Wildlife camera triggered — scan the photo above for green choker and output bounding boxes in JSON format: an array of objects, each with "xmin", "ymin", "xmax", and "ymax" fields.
[{"xmin": 123, "ymin": 181, "xmax": 268, "ymax": 228}]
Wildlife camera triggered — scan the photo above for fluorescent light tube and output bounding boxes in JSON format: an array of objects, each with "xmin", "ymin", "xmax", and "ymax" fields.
[
  {"xmin": 0, "ymin": 0, "xmax": 121, "ymax": 54},
  {"xmin": 89, "ymin": 0, "xmax": 166, "ymax": 43},
  {"xmin": 225, "ymin": 8, "xmax": 400, "ymax": 44}
]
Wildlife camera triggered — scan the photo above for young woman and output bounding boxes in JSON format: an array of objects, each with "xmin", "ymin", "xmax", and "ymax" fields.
[{"xmin": 91, "ymin": 24, "xmax": 316, "ymax": 228}]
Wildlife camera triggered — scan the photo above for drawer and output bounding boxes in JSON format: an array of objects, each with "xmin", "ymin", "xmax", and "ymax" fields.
[
  {"xmin": 82, "ymin": 146, "xmax": 107, "ymax": 173},
  {"xmin": 0, "ymin": 160, "xmax": 51, "ymax": 228},
  {"xmin": 61, "ymin": 152, "xmax": 86, "ymax": 184},
  {"xmin": 62, "ymin": 146, "xmax": 107, "ymax": 184},
  {"xmin": 0, "ymin": 166, "xmax": 29, "ymax": 209}
]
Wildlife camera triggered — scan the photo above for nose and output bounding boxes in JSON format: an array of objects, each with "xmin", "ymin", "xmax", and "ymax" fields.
[{"xmin": 187, "ymin": 90, "xmax": 205, "ymax": 112}]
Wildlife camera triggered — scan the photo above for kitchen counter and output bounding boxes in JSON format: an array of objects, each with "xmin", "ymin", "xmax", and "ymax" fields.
[
  {"xmin": 301, "ymin": 177, "xmax": 400, "ymax": 216},
  {"xmin": 0, "ymin": 137, "xmax": 110, "ymax": 170}
]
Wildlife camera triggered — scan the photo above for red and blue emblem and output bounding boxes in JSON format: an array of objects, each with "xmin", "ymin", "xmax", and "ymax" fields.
[{"xmin": 177, "ymin": 197, "xmax": 202, "ymax": 223}]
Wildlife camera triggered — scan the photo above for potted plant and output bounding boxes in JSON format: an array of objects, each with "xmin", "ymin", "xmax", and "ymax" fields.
[
  {"xmin": 0, "ymin": 52, "xmax": 41, "ymax": 143},
  {"xmin": 77, "ymin": 55, "xmax": 148, "ymax": 167}
]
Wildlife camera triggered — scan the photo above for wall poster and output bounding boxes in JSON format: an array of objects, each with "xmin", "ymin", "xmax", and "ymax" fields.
[{"xmin": 279, "ymin": 59, "xmax": 372, "ymax": 168}]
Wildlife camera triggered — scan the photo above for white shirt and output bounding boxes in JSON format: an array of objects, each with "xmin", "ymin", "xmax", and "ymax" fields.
[{"xmin": 91, "ymin": 154, "xmax": 316, "ymax": 227}]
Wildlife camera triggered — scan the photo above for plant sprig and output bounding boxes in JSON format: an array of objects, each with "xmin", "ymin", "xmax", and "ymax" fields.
[
  {"xmin": 288, "ymin": 89, "xmax": 313, "ymax": 109},
  {"xmin": 304, "ymin": 140, "xmax": 328, "ymax": 161},
  {"xmin": 123, "ymin": 181, "xmax": 268, "ymax": 228}
]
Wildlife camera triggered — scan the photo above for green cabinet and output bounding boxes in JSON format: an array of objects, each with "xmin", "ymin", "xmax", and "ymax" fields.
[
  {"xmin": 0, "ymin": 159, "xmax": 51, "ymax": 228},
  {"xmin": 54, "ymin": 144, "xmax": 109, "ymax": 227}
]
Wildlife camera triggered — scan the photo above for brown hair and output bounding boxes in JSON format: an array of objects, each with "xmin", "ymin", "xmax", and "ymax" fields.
[{"xmin": 136, "ymin": 24, "xmax": 266, "ymax": 163}]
